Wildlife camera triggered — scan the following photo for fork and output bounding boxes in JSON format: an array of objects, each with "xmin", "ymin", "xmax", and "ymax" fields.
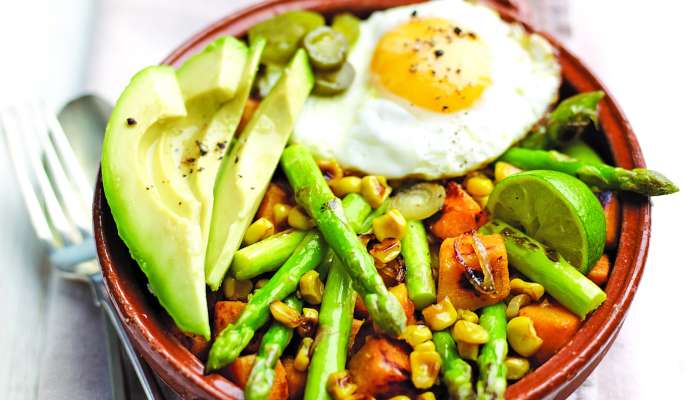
[{"xmin": 0, "ymin": 101, "xmax": 162, "ymax": 400}]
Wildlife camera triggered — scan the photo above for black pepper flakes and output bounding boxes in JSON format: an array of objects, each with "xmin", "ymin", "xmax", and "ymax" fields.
[
  {"xmin": 454, "ymin": 26, "xmax": 462, "ymax": 35},
  {"xmin": 442, "ymin": 105, "xmax": 449, "ymax": 111},
  {"xmin": 467, "ymin": 31, "xmax": 477, "ymax": 39},
  {"xmin": 434, "ymin": 49, "xmax": 444, "ymax": 58},
  {"xmin": 216, "ymin": 141, "xmax": 227, "ymax": 150},
  {"xmin": 197, "ymin": 141, "xmax": 209, "ymax": 156},
  {"xmin": 410, "ymin": 10, "xmax": 417, "ymax": 17},
  {"xmin": 126, "ymin": 118, "xmax": 137, "ymax": 126}
]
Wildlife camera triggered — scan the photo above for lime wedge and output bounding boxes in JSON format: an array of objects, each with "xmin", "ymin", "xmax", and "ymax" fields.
[{"xmin": 486, "ymin": 170, "xmax": 605, "ymax": 273}]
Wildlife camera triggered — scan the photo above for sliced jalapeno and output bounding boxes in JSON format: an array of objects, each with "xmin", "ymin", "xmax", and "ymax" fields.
[
  {"xmin": 313, "ymin": 61, "xmax": 355, "ymax": 96},
  {"xmin": 303, "ymin": 26, "xmax": 348, "ymax": 71},
  {"xmin": 248, "ymin": 10, "xmax": 324, "ymax": 64},
  {"xmin": 331, "ymin": 13, "xmax": 361, "ymax": 47}
]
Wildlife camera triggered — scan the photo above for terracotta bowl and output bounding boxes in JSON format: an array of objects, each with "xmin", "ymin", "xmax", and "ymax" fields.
[{"xmin": 93, "ymin": 0, "xmax": 652, "ymax": 398}]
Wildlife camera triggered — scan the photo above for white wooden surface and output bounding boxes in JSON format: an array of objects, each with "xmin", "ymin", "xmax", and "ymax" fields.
[{"xmin": 0, "ymin": 0, "xmax": 697, "ymax": 398}]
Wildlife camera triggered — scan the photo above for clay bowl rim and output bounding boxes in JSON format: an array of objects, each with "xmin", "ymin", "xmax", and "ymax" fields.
[{"xmin": 93, "ymin": 1, "xmax": 652, "ymax": 399}]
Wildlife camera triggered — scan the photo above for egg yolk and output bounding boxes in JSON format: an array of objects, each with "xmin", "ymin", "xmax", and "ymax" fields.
[{"xmin": 371, "ymin": 17, "xmax": 492, "ymax": 113}]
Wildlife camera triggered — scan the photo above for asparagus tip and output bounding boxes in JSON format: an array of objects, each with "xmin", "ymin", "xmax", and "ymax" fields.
[{"xmin": 627, "ymin": 168, "xmax": 679, "ymax": 196}]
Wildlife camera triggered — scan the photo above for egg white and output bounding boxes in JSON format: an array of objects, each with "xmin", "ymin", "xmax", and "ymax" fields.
[{"xmin": 292, "ymin": 0, "xmax": 561, "ymax": 179}]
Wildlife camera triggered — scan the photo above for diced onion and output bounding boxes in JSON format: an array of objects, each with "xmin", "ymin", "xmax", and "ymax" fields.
[
  {"xmin": 453, "ymin": 233, "xmax": 496, "ymax": 295},
  {"xmin": 390, "ymin": 183, "xmax": 446, "ymax": 220}
]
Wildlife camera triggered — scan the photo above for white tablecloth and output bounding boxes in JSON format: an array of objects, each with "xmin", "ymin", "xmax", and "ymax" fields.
[{"xmin": 1, "ymin": 0, "xmax": 697, "ymax": 398}]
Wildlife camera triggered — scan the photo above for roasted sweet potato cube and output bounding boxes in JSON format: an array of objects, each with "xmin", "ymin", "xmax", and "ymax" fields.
[
  {"xmin": 282, "ymin": 357, "xmax": 307, "ymax": 400},
  {"xmin": 349, "ymin": 336, "xmax": 412, "ymax": 398},
  {"xmin": 587, "ymin": 254, "xmax": 610, "ymax": 286},
  {"xmin": 389, "ymin": 283, "xmax": 416, "ymax": 325},
  {"xmin": 430, "ymin": 182, "xmax": 486, "ymax": 239},
  {"xmin": 236, "ymin": 98, "xmax": 260, "ymax": 136},
  {"xmin": 437, "ymin": 234, "xmax": 509, "ymax": 310},
  {"xmin": 519, "ymin": 301, "xmax": 582, "ymax": 364},
  {"xmin": 354, "ymin": 296, "xmax": 369, "ymax": 319},
  {"xmin": 167, "ymin": 321, "xmax": 210, "ymax": 359},
  {"xmin": 349, "ymin": 319, "xmax": 365, "ymax": 351},
  {"xmin": 228, "ymin": 354, "xmax": 289, "ymax": 400},
  {"xmin": 598, "ymin": 191, "xmax": 621, "ymax": 250},
  {"xmin": 214, "ymin": 301, "xmax": 246, "ymax": 337},
  {"xmin": 256, "ymin": 182, "xmax": 290, "ymax": 227}
]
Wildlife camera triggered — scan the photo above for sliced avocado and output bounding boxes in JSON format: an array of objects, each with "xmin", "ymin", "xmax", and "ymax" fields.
[
  {"xmin": 205, "ymin": 49, "xmax": 314, "ymax": 289},
  {"xmin": 102, "ymin": 37, "xmax": 250, "ymax": 339}
]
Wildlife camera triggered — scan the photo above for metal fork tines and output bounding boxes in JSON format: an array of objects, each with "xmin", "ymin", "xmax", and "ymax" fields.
[
  {"xmin": 0, "ymin": 101, "xmax": 162, "ymax": 400},
  {"xmin": 1, "ymin": 101, "xmax": 97, "ymax": 277}
]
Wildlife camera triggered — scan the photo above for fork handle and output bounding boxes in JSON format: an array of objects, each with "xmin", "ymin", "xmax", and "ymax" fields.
[{"xmin": 91, "ymin": 277, "xmax": 164, "ymax": 400}]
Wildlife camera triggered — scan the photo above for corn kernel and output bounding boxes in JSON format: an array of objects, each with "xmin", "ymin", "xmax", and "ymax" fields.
[
  {"xmin": 270, "ymin": 300, "xmax": 303, "ymax": 328},
  {"xmin": 299, "ymin": 270, "xmax": 324, "ymax": 305},
  {"xmin": 495, "ymin": 161, "xmax": 522, "ymax": 182},
  {"xmin": 465, "ymin": 175, "xmax": 494, "ymax": 197},
  {"xmin": 297, "ymin": 307, "xmax": 320, "ymax": 337},
  {"xmin": 388, "ymin": 396, "xmax": 412, "ymax": 400},
  {"xmin": 370, "ymin": 238, "xmax": 402, "ymax": 263},
  {"xmin": 505, "ymin": 356, "xmax": 530, "ymax": 380},
  {"xmin": 414, "ymin": 340, "xmax": 436, "ymax": 352},
  {"xmin": 372, "ymin": 208, "xmax": 407, "ymax": 241},
  {"xmin": 510, "ymin": 278, "xmax": 545, "ymax": 301},
  {"xmin": 452, "ymin": 320, "xmax": 489, "ymax": 344},
  {"xmin": 417, "ymin": 392, "xmax": 437, "ymax": 400},
  {"xmin": 317, "ymin": 159, "xmax": 344, "ymax": 181},
  {"xmin": 255, "ymin": 279, "xmax": 269, "ymax": 289},
  {"xmin": 223, "ymin": 277, "xmax": 252, "ymax": 300},
  {"xmin": 457, "ymin": 342, "xmax": 479, "ymax": 361},
  {"xmin": 422, "ymin": 297, "xmax": 458, "ymax": 331},
  {"xmin": 243, "ymin": 217, "xmax": 275, "ymax": 245},
  {"xmin": 457, "ymin": 309, "xmax": 479, "ymax": 324},
  {"xmin": 361, "ymin": 175, "xmax": 392, "ymax": 208},
  {"xmin": 330, "ymin": 176, "xmax": 362, "ymax": 197},
  {"xmin": 474, "ymin": 195, "xmax": 489, "ymax": 209},
  {"xmin": 327, "ymin": 370, "xmax": 357, "ymax": 399},
  {"xmin": 223, "ymin": 276, "xmax": 236, "ymax": 300},
  {"xmin": 410, "ymin": 350, "xmax": 441, "ymax": 389},
  {"xmin": 400, "ymin": 325, "xmax": 433, "ymax": 348},
  {"xmin": 294, "ymin": 337, "xmax": 314, "ymax": 371},
  {"xmin": 272, "ymin": 203, "xmax": 290, "ymax": 226},
  {"xmin": 506, "ymin": 294, "xmax": 532, "ymax": 319},
  {"xmin": 303, "ymin": 307, "xmax": 319, "ymax": 323},
  {"xmin": 288, "ymin": 206, "xmax": 315, "ymax": 230},
  {"xmin": 507, "ymin": 316, "xmax": 543, "ymax": 357}
]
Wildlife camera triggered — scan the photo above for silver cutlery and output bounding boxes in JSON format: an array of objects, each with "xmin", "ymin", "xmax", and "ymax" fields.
[{"xmin": 0, "ymin": 100, "xmax": 162, "ymax": 400}]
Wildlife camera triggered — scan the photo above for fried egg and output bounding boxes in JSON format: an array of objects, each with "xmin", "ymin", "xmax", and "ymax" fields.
[{"xmin": 292, "ymin": 0, "xmax": 561, "ymax": 179}]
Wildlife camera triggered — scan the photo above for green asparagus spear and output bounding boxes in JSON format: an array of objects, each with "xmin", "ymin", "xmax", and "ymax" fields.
[
  {"xmin": 500, "ymin": 147, "xmax": 678, "ymax": 196},
  {"xmin": 206, "ymin": 231, "xmax": 326, "ymax": 371},
  {"xmin": 561, "ymin": 139, "xmax": 604, "ymax": 164},
  {"xmin": 358, "ymin": 198, "xmax": 390, "ymax": 234},
  {"xmin": 434, "ymin": 331, "xmax": 475, "ymax": 400},
  {"xmin": 232, "ymin": 229, "xmax": 306, "ymax": 279},
  {"xmin": 304, "ymin": 256, "xmax": 356, "ymax": 400},
  {"xmin": 341, "ymin": 193, "xmax": 372, "ymax": 233},
  {"xmin": 304, "ymin": 190, "xmax": 368, "ymax": 400},
  {"xmin": 481, "ymin": 221, "xmax": 606, "ymax": 318},
  {"xmin": 520, "ymin": 91, "xmax": 604, "ymax": 150},
  {"xmin": 281, "ymin": 144, "xmax": 406, "ymax": 335},
  {"xmin": 476, "ymin": 303, "xmax": 508, "ymax": 400},
  {"xmin": 245, "ymin": 295, "xmax": 303, "ymax": 400},
  {"xmin": 401, "ymin": 220, "xmax": 436, "ymax": 310}
]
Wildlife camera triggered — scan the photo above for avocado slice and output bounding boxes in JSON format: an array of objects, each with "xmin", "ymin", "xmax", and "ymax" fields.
[
  {"xmin": 205, "ymin": 49, "xmax": 314, "ymax": 289},
  {"xmin": 102, "ymin": 37, "xmax": 251, "ymax": 339}
]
